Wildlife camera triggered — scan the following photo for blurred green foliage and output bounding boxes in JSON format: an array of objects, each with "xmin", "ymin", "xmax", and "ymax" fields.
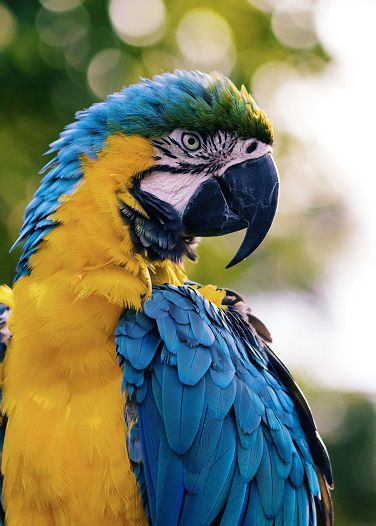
[
  {"xmin": 309, "ymin": 389, "xmax": 376, "ymax": 526},
  {"xmin": 0, "ymin": 1, "xmax": 373, "ymax": 523}
]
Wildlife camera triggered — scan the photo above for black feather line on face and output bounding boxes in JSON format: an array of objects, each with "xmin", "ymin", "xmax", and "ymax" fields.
[{"xmin": 118, "ymin": 181, "xmax": 198, "ymax": 263}]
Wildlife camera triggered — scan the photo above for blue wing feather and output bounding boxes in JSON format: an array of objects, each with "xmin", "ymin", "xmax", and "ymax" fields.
[
  {"xmin": 179, "ymin": 416, "xmax": 237, "ymax": 526},
  {"xmin": 283, "ymin": 480, "xmax": 297, "ymax": 525},
  {"xmin": 205, "ymin": 375, "xmax": 236, "ymax": 420},
  {"xmin": 234, "ymin": 380, "xmax": 262, "ymax": 436},
  {"xmin": 176, "ymin": 341, "xmax": 212, "ymax": 385},
  {"xmin": 184, "ymin": 407, "xmax": 222, "ymax": 476},
  {"xmin": 237, "ymin": 425, "xmax": 264, "ymax": 481},
  {"xmin": 162, "ymin": 366, "xmax": 205, "ymax": 454},
  {"xmin": 290, "ymin": 451, "xmax": 305, "ymax": 487},
  {"xmin": 151, "ymin": 371, "xmax": 163, "ymax": 417},
  {"xmin": 116, "ymin": 284, "xmax": 332, "ymax": 525},
  {"xmin": 245, "ymin": 481, "xmax": 273, "ymax": 525},
  {"xmin": 256, "ymin": 434, "xmax": 284, "ymax": 518},
  {"xmin": 124, "ymin": 331, "xmax": 160, "ymax": 370},
  {"xmin": 138, "ymin": 379, "xmax": 161, "ymax": 521},
  {"xmin": 220, "ymin": 467, "xmax": 248, "ymax": 525},
  {"xmin": 155, "ymin": 428, "xmax": 184, "ymax": 526}
]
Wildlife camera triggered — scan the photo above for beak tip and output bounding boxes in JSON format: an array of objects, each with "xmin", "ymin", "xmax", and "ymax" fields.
[
  {"xmin": 225, "ymin": 247, "xmax": 251, "ymax": 269},
  {"xmin": 225, "ymin": 258, "xmax": 240, "ymax": 269}
]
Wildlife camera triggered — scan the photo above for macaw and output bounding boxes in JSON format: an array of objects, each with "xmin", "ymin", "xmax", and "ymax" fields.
[{"xmin": 0, "ymin": 70, "xmax": 333, "ymax": 526}]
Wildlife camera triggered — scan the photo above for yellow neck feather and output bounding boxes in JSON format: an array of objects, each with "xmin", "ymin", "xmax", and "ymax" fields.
[{"xmin": 28, "ymin": 133, "xmax": 186, "ymax": 310}]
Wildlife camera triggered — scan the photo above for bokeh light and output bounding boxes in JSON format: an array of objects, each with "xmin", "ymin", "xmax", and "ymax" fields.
[
  {"xmin": 108, "ymin": 0, "xmax": 166, "ymax": 47},
  {"xmin": 35, "ymin": 6, "xmax": 89, "ymax": 48},
  {"xmin": 87, "ymin": 48, "xmax": 122, "ymax": 98},
  {"xmin": 87, "ymin": 48, "xmax": 142, "ymax": 98},
  {"xmin": 248, "ymin": 0, "xmax": 314, "ymax": 13},
  {"xmin": 248, "ymin": 0, "xmax": 318, "ymax": 49},
  {"xmin": 251, "ymin": 61, "xmax": 299, "ymax": 123},
  {"xmin": 63, "ymin": 26, "xmax": 90, "ymax": 71},
  {"xmin": 39, "ymin": 0, "xmax": 83, "ymax": 12},
  {"xmin": 0, "ymin": 4, "xmax": 17, "ymax": 50},
  {"xmin": 176, "ymin": 8, "xmax": 235, "ymax": 74},
  {"xmin": 176, "ymin": 9, "xmax": 236, "ymax": 74},
  {"xmin": 271, "ymin": 6, "xmax": 318, "ymax": 49}
]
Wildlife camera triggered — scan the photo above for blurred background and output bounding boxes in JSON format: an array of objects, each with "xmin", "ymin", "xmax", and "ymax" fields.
[{"xmin": 0, "ymin": 0, "xmax": 375, "ymax": 522}]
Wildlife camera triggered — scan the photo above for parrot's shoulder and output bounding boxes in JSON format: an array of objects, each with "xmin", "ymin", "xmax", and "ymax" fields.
[
  {"xmin": 116, "ymin": 283, "xmax": 333, "ymax": 525},
  {"xmin": 220, "ymin": 286, "xmax": 273, "ymax": 343},
  {"xmin": 116, "ymin": 283, "xmax": 271, "ymax": 392},
  {"xmin": 186, "ymin": 280, "xmax": 273, "ymax": 343}
]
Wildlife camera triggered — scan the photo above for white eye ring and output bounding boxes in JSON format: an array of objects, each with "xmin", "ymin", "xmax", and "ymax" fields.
[{"xmin": 181, "ymin": 132, "xmax": 201, "ymax": 151}]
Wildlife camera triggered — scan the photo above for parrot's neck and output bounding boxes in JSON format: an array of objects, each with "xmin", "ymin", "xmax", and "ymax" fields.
[{"xmin": 25, "ymin": 133, "xmax": 187, "ymax": 310}]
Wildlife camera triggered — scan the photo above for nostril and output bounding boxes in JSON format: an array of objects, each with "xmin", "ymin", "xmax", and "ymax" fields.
[{"xmin": 246, "ymin": 142, "xmax": 257, "ymax": 154}]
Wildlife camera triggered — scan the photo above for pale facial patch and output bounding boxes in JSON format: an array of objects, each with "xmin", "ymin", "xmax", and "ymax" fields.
[
  {"xmin": 140, "ymin": 171, "xmax": 208, "ymax": 213},
  {"xmin": 140, "ymin": 130, "xmax": 271, "ymax": 213}
]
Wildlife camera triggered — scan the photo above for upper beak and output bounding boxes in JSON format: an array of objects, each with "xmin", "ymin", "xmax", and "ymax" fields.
[{"xmin": 182, "ymin": 153, "xmax": 279, "ymax": 268}]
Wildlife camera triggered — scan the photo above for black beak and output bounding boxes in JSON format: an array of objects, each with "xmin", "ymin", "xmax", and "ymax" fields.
[{"xmin": 182, "ymin": 154, "xmax": 279, "ymax": 268}]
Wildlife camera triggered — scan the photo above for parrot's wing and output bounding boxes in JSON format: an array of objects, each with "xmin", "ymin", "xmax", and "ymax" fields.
[
  {"xmin": 116, "ymin": 285, "xmax": 333, "ymax": 526},
  {"xmin": 223, "ymin": 286, "xmax": 334, "ymax": 523}
]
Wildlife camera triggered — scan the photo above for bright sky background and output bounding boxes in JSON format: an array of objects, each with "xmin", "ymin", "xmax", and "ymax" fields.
[{"xmin": 251, "ymin": 0, "xmax": 376, "ymax": 394}]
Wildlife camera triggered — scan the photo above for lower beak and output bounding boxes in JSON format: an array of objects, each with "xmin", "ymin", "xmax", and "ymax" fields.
[{"xmin": 182, "ymin": 154, "xmax": 279, "ymax": 268}]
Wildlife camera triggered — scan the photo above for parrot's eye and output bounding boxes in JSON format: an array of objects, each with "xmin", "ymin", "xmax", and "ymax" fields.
[{"xmin": 181, "ymin": 132, "xmax": 201, "ymax": 152}]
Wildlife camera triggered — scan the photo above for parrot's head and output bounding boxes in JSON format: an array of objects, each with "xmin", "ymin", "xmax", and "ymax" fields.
[{"xmin": 15, "ymin": 71, "xmax": 278, "ymax": 280}]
